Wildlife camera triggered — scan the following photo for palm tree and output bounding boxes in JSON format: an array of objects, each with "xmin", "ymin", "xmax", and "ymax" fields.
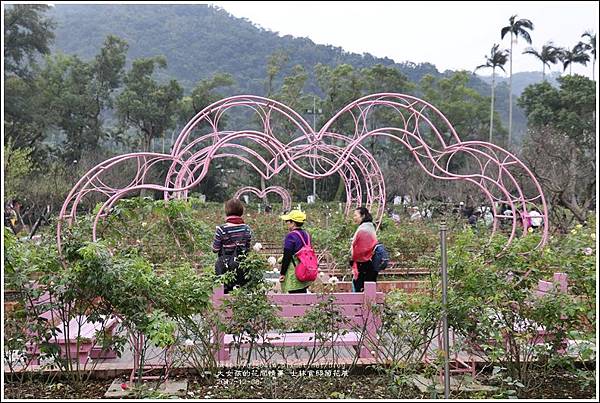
[
  {"xmin": 501, "ymin": 15, "xmax": 534, "ymax": 146},
  {"xmin": 522, "ymin": 42, "xmax": 562, "ymax": 80},
  {"xmin": 475, "ymin": 44, "xmax": 508, "ymax": 143},
  {"xmin": 580, "ymin": 31, "xmax": 596, "ymax": 80},
  {"xmin": 559, "ymin": 44, "xmax": 590, "ymax": 75}
]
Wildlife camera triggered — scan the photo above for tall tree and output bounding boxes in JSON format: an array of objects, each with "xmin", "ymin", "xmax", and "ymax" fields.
[
  {"xmin": 5, "ymin": 71, "xmax": 54, "ymax": 163},
  {"xmin": 37, "ymin": 53, "xmax": 98, "ymax": 163},
  {"xmin": 273, "ymin": 65, "xmax": 310, "ymax": 195},
  {"xmin": 274, "ymin": 64, "xmax": 310, "ymax": 137},
  {"xmin": 518, "ymin": 75, "xmax": 595, "ymax": 225},
  {"xmin": 178, "ymin": 72, "xmax": 235, "ymax": 128},
  {"xmin": 580, "ymin": 31, "xmax": 596, "ymax": 80},
  {"xmin": 265, "ymin": 50, "xmax": 289, "ymax": 97},
  {"xmin": 4, "ymin": 4, "xmax": 55, "ymax": 78},
  {"xmin": 4, "ymin": 4, "xmax": 56, "ymax": 163},
  {"xmin": 420, "ymin": 71, "xmax": 502, "ymax": 145},
  {"xmin": 188, "ymin": 73, "xmax": 235, "ymax": 115},
  {"xmin": 315, "ymin": 63, "xmax": 363, "ymax": 200},
  {"xmin": 314, "ymin": 63, "xmax": 363, "ymax": 134},
  {"xmin": 522, "ymin": 42, "xmax": 561, "ymax": 80},
  {"xmin": 500, "ymin": 14, "xmax": 534, "ymax": 146},
  {"xmin": 92, "ymin": 35, "xmax": 129, "ymax": 114},
  {"xmin": 34, "ymin": 36, "xmax": 129, "ymax": 163},
  {"xmin": 559, "ymin": 44, "xmax": 590, "ymax": 75},
  {"xmin": 115, "ymin": 56, "xmax": 183, "ymax": 152},
  {"xmin": 360, "ymin": 64, "xmax": 414, "ymax": 157},
  {"xmin": 475, "ymin": 44, "xmax": 509, "ymax": 143},
  {"xmin": 259, "ymin": 51, "xmax": 289, "ymax": 200}
]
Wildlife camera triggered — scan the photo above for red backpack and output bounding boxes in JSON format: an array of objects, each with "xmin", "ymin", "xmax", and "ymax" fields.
[{"xmin": 293, "ymin": 230, "xmax": 318, "ymax": 282}]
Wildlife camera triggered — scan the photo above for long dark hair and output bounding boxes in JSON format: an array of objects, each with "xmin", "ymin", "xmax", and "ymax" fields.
[{"xmin": 355, "ymin": 207, "xmax": 373, "ymax": 223}]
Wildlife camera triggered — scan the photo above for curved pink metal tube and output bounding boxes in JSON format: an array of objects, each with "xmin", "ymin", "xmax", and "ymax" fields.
[
  {"xmin": 57, "ymin": 93, "xmax": 548, "ymax": 255},
  {"xmin": 233, "ymin": 186, "xmax": 292, "ymax": 212},
  {"xmin": 169, "ymin": 134, "xmax": 383, "ymax": 225}
]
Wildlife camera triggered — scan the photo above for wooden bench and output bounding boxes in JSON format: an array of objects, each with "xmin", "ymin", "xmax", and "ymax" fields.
[
  {"xmin": 212, "ymin": 282, "xmax": 384, "ymax": 362},
  {"xmin": 24, "ymin": 291, "xmax": 121, "ymax": 364},
  {"xmin": 26, "ymin": 314, "xmax": 120, "ymax": 364},
  {"xmin": 25, "ymin": 317, "xmax": 120, "ymax": 365},
  {"xmin": 467, "ymin": 272, "xmax": 570, "ymax": 358}
]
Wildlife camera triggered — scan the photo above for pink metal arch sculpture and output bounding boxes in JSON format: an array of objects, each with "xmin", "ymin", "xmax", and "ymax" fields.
[
  {"xmin": 317, "ymin": 93, "xmax": 548, "ymax": 249},
  {"xmin": 57, "ymin": 94, "xmax": 548, "ymax": 253},
  {"xmin": 233, "ymin": 186, "xmax": 292, "ymax": 212},
  {"xmin": 165, "ymin": 136, "xmax": 385, "ymax": 224}
]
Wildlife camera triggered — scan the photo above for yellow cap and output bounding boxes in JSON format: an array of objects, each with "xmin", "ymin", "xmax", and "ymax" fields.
[{"xmin": 279, "ymin": 210, "xmax": 307, "ymax": 223}]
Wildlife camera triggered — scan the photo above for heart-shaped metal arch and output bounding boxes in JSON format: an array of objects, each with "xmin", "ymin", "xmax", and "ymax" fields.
[
  {"xmin": 233, "ymin": 186, "xmax": 292, "ymax": 212},
  {"xmin": 57, "ymin": 94, "xmax": 548, "ymax": 254}
]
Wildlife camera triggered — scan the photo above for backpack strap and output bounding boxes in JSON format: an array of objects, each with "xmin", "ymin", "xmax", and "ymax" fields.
[{"xmin": 292, "ymin": 229, "xmax": 310, "ymax": 247}]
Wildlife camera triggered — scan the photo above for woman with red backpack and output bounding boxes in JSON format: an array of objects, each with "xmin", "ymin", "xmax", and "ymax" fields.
[
  {"xmin": 350, "ymin": 207, "xmax": 379, "ymax": 292},
  {"xmin": 278, "ymin": 210, "xmax": 315, "ymax": 293}
]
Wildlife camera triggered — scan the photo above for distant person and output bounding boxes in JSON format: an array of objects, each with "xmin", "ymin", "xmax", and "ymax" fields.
[
  {"xmin": 501, "ymin": 204, "xmax": 513, "ymax": 217},
  {"xmin": 5, "ymin": 199, "xmax": 24, "ymax": 235},
  {"xmin": 350, "ymin": 207, "xmax": 378, "ymax": 292},
  {"xmin": 499, "ymin": 203, "xmax": 513, "ymax": 228},
  {"xmin": 458, "ymin": 201, "xmax": 467, "ymax": 217},
  {"xmin": 279, "ymin": 210, "xmax": 313, "ymax": 294},
  {"xmin": 483, "ymin": 209, "xmax": 494, "ymax": 227},
  {"xmin": 212, "ymin": 199, "xmax": 253, "ymax": 293},
  {"xmin": 468, "ymin": 210, "xmax": 481, "ymax": 227},
  {"xmin": 410, "ymin": 206, "xmax": 422, "ymax": 221},
  {"xmin": 527, "ymin": 209, "xmax": 542, "ymax": 229}
]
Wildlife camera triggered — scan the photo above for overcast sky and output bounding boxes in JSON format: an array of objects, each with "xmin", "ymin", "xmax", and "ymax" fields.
[{"xmin": 210, "ymin": 1, "xmax": 598, "ymax": 77}]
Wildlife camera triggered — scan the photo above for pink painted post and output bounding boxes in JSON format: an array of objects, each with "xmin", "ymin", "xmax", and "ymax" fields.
[
  {"xmin": 553, "ymin": 272, "xmax": 569, "ymax": 343},
  {"xmin": 361, "ymin": 281, "xmax": 378, "ymax": 358},
  {"xmin": 537, "ymin": 273, "xmax": 568, "ymax": 297},
  {"xmin": 553, "ymin": 272, "xmax": 568, "ymax": 293},
  {"xmin": 129, "ymin": 332, "xmax": 142, "ymax": 384},
  {"xmin": 536, "ymin": 280, "xmax": 555, "ymax": 298},
  {"xmin": 211, "ymin": 285, "xmax": 229, "ymax": 362}
]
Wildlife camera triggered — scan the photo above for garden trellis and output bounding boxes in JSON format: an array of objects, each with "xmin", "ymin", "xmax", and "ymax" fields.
[
  {"xmin": 57, "ymin": 94, "xmax": 548, "ymax": 252},
  {"xmin": 233, "ymin": 186, "xmax": 292, "ymax": 212}
]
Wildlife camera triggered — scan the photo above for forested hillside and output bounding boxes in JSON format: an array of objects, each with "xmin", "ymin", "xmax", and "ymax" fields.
[
  {"xmin": 48, "ymin": 3, "xmax": 526, "ymax": 137},
  {"xmin": 49, "ymin": 4, "xmax": 437, "ymax": 90}
]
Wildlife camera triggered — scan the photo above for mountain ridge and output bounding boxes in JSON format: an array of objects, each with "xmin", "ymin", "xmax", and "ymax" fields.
[{"xmin": 47, "ymin": 3, "xmax": 529, "ymax": 139}]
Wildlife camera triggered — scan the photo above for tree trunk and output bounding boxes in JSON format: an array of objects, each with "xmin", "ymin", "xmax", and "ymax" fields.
[
  {"xmin": 560, "ymin": 192, "xmax": 588, "ymax": 224},
  {"xmin": 559, "ymin": 148, "xmax": 589, "ymax": 224},
  {"xmin": 508, "ymin": 33, "xmax": 514, "ymax": 146},
  {"xmin": 542, "ymin": 64, "xmax": 545, "ymax": 81},
  {"xmin": 489, "ymin": 69, "xmax": 495, "ymax": 143}
]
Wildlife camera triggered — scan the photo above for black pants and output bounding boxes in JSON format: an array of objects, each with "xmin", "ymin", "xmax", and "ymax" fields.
[
  {"xmin": 352, "ymin": 261, "xmax": 378, "ymax": 292},
  {"xmin": 288, "ymin": 287, "xmax": 308, "ymax": 294},
  {"xmin": 216, "ymin": 255, "xmax": 248, "ymax": 294}
]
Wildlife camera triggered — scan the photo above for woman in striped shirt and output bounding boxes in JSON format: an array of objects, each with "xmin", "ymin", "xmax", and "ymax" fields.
[{"xmin": 212, "ymin": 199, "xmax": 253, "ymax": 293}]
